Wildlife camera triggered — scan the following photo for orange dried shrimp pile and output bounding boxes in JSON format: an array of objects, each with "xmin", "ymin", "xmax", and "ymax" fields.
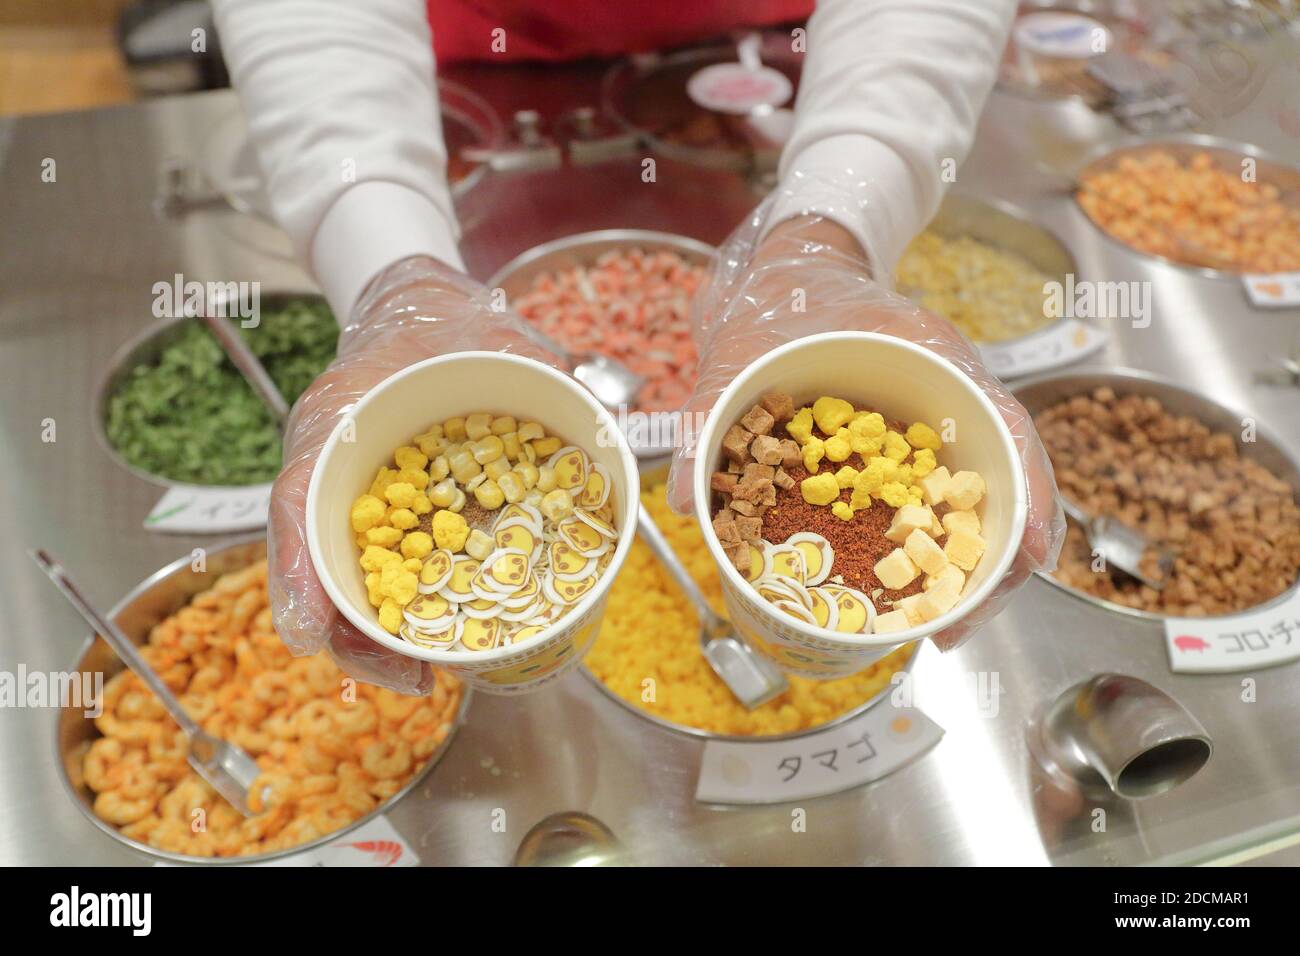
[{"xmin": 80, "ymin": 559, "xmax": 461, "ymax": 858}]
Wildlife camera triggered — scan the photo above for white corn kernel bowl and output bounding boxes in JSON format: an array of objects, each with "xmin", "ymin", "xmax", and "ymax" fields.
[
  {"xmin": 307, "ymin": 352, "xmax": 639, "ymax": 694},
  {"xmin": 693, "ymin": 332, "xmax": 1028, "ymax": 679}
]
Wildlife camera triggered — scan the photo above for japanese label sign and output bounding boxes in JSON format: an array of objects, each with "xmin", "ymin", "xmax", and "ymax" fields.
[
  {"xmin": 144, "ymin": 483, "xmax": 271, "ymax": 534},
  {"xmin": 980, "ymin": 319, "xmax": 1107, "ymax": 380},
  {"xmin": 1165, "ymin": 588, "xmax": 1300, "ymax": 673},
  {"xmin": 695, "ymin": 703, "xmax": 942, "ymax": 804}
]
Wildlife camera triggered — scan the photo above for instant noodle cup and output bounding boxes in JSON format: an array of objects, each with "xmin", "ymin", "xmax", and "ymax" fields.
[
  {"xmin": 693, "ymin": 332, "xmax": 1027, "ymax": 679},
  {"xmin": 308, "ymin": 352, "xmax": 638, "ymax": 694}
]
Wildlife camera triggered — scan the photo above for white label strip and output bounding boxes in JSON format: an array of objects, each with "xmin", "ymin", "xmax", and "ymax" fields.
[
  {"xmin": 144, "ymin": 482, "xmax": 272, "ymax": 533},
  {"xmin": 1242, "ymin": 272, "xmax": 1300, "ymax": 309},
  {"xmin": 154, "ymin": 816, "xmax": 419, "ymax": 867},
  {"xmin": 1165, "ymin": 588, "xmax": 1300, "ymax": 674},
  {"xmin": 696, "ymin": 704, "xmax": 942, "ymax": 805},
  {"xmin": 979, "ymin": 319, "xmax": 1108, "ymax": 379}
]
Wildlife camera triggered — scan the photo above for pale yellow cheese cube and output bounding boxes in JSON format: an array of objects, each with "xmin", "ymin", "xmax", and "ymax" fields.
[
  {"xmin": 874, "ymin": 548, "xmax": 919, "ymax": 590},
  {"xmin": 944, "ymin": 529, "xmax": 986, "ymax": 572},
  {"xmin": 918, "ymin": 465, "xmax": 952, "ymax": 507},
  {"xmin": 896, "ymin": 593, "xmax": 925, "ymax": 627},
  {"xmin": 917, "ymin": 572, "xmax": 962, "ymax": 621},
  {"xmin": 904, "ymin": 528, "xmax": 948, "ymax": 577},
  {"xmin": 885, "ymin": 503, "xmax": 935, "ymax": 544},
  {"xmin": 942, "ymin": 509, "xmax": 982, "ymax": 537},
  {"xmin": 945, "ymin": 470, "xmax": 986, "ymax": 510},
  {"xmin": 924, "ymin": 563, "xmax": 965, "ymax": 594},
  {"xmin": 872, "ymin": 609, "xmax": 912, "ymax": 634}
]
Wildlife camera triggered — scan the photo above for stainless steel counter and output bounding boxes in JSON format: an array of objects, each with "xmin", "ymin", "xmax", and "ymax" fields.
[{"xmin": 2, "ymin": 42, "xmax": 1299, "ymax": 865}]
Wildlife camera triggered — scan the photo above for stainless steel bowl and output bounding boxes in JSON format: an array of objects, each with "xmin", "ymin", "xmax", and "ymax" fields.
[
  {"xmin": 901, "ymin": 192, "xmax": 1079, "ymax": 348},
  {"xmin": 488, "ymin": 229, "xmax": 716, "ymax": 459},
  {"xmin": 55, "ymin": 534, "xmax": 471, "ymax": 865},
  {"xmin": 578, "ymin": 463, "xmax": 915, "ymax": 742},
  {"xmin": 1015, "ymin": 366, "xmax": 1300, "ymax": 622},
  {"xmin": 1072, "ymin": 132, "xmax": 1300, "ymax": 279},
  {"xmin": 93, "ymin": 291, "xmax": 330, "ymax": 490}
]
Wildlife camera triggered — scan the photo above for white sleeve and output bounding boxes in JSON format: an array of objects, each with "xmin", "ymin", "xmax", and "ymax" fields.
[
  {"xmin": 770, "ymin": 0, "xmax": 1016, "ymax": 279},
  {"xmin": 211, "ymin": 0, "xmax": 464, "ymax": 320}
]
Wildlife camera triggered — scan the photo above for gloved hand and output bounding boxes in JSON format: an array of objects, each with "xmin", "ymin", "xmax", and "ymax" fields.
[
  {"xmin": 269, "ymin": 256, "xmax": 555, "ymax": 693},
  {"xmin": 667, "ymin": 200, "xmax": 1064, "ymax": 651}
]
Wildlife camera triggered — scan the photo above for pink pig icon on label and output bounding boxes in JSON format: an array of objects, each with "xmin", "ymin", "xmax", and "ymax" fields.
[{"xmin": 1173, "ymin": 635, "xmax": 1212, "ymax": 653}]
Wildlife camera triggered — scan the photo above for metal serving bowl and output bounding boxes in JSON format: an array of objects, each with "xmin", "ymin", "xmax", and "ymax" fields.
[
  {"xmin": 577, "ymin": 463, "xmax": 915, "ymax": 742},
  {"xmin": 55, "ymin": 534, "xmax": 471, "ymax": 865},
  {"xmin": 1072, "ymin": 132, "xmax": 1300, "ymax": 279},
  {"xmin": 1014, "ymin": 366, "xmax": 1300, "ymax": 622},
  {"xmin": 900, "ymin": 192, "xmax": 1079, "ymax": 349},
  {"xmin": 487, "ymin": 229, "xmax": 717, "ymax": 460},
  {"xmin": 92, "ymin": 291, "xmax": 330, "ymax": 490}
]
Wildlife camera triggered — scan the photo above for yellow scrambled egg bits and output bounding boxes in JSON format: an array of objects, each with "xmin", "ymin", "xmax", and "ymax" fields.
[{"xmin": 586, "ymin": 483, "xmax": 913, "ymax": 736}]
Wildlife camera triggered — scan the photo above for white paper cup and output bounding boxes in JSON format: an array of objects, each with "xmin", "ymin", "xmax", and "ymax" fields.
[
  {"xmin": 693, "ymin": 332, "xmax": 1028, "ymax": 679},
  {"xmin": 307, "ymin": 352, "xmax": 639, "ymax": 695}
]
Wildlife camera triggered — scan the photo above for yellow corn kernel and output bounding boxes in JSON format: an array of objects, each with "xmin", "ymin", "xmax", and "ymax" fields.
[
  {"xmin": 465, "ymin": 413, "xmax": 492, "ymax": 441},
  {"xmin": 471, "ymin": 435, "xmax": 505, "ymax": 464},
  {"xmin": 513, "ymin": 461, "xmax": 539, "ymax": 489},
  {"xmin": 484, "ymin": 458, "xmax": 511, "ymax": 481},
  {"xmin": 536, "ymin": 464, "xmax": 557, "ymax": 492},
  {"xmin": 443, "ymin": 416, "xmax": 468, "ymax": 442},
  {"xmin": 413, "ymin": 427, "xmax": 446, "ymax": 459},
  {"xmin": 786, "ymin": 407, "xmax": 815, "ymax": 445},
  {"xmin": 350, "ymin": 494, "xmax": 386, "ymax": 533},
  {"xmin": 517, "ymin": 421, "xmax": 545, "ymax": 443},
  {"xmin": 800, "ymin": 473, "xmax": 840, "ymax": 506},
  {"xmin": 429, "ymin": 455, "xmax": 450, "ymax": 482},
  {"xmin": 400, "ymin": 531, "xmax": 434, "ymax": 560},
  {"xmin": 498, "ymin": 471, "xmax": 526, "ymax": 503},
  {"xmin": 431, "ymin": 510, "xmax": 470, "ymax": 552},
  {"xmin": 812, "ymin": 396, "xmax": 855, "ymax": 434},
  {"xmin": 905, "ymin": 421, "xmax": 943, "ymax": 451},
  {"xmin": 473, "ymin": 478, "xmax": 505, "ymax": 510},
  {"xmin": 448, "ymin": 488, "xmax": 467, "ymax": 513},
  {"xmin": 490, "ymin": 415, "xmax": 517, "ymax": 435},
  {"xmin": 532, "ymin": 436, "xmax": 562, "ymax": 458},
  {"xmin": 366, "ymin": 526, "xmax": 403, "ymax": 548},
  {"xmin": 465, "ymin": 529, "xmax": 494, "ymax": 560},
  {"xmin": 501, "ymin": 432, "xmax": 522, "ymax": 461},
  {"xmin": 428, "ymin": 477, "xmax": 457, "ymax": 508},
  {"xmin": 383, "ymin": 482, "xmax": 416, "ymax": 509},
  {"xmin": 394, "ymin": 446, "xmax": 428, "ymax": 471},
  {"xmin": 541, "ymin": 488, "xmax": 574, "ymax": 522},
  {"xmin": 448, "ymin": 449, "xmax": 481, "ymax": 484}
]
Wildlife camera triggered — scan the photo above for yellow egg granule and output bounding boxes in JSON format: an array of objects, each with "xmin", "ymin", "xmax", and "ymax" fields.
[{"xmin": 586, "ymin": 483, "xmax": 913, "ymax": 736}]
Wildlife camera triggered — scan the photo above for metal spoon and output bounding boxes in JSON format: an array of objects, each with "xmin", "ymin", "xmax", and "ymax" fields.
[
  {"xmin": 523, "ymin": 322, "xmax": 644, "ymax": 412},
  {"xmin": 1059, "ymin": 496, "xmax": 1175, "ymax": 591},
  {"xmin": 31, "ymin": 550, "xmax": 263, "ymax": 817},
  {"xmin": 198, "ymin": 311, "xmax": 290, "ymax": 428},
  {"xmin": 636, "ymin": 503, "xmax": 789, "ymax": 709}
]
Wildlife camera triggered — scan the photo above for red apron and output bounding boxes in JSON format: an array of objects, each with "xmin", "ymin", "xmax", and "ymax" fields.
[{"xmin": 427, "ymin": 0, "xmax": 812, "ymax": 63}]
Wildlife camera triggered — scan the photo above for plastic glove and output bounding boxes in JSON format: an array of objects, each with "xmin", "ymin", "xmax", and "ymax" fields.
[
  {"xmin": 269, "ymin": 256, "xmax": 556, "ymax": 693},
  {"xmin": 667, "ymin": 198, "xmax": 1065, "ymax": 652}
]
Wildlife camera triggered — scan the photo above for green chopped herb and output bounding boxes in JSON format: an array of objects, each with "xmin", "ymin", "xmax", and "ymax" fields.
[{"xmin": 105, "ymin": 298, "xmax": 338, "ymax": 485}]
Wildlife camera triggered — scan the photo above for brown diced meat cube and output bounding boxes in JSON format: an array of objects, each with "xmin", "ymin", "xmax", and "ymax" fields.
[
  {"xmin": 726, "ymin": 458, "xmax": 743, "ymax": 474},
  {"xmin": 760, "ymin": 484, "xmax": 778, "ymax": 507},
  {"xmin": 740, "ymin": 405, "xmax": 775, "ymax": 437},
  {"xmin": 742, "ymin": 462, "xmax": 776, "ymax": 482},
  {"xmin": 725, "ymin": 542, "xmax": 751, "ymax": 575},
  {"xmin": 735, "ymin": 516, "xmax": 763, "ymax": 542},
  {"xmin": 773, "ymin": 467, "xmax": 795, "ymax": 490},
  {"xmin": 711, "ymin": 472, "xmax": 739, "ymax": 495},
  {"xmin": 760, "ymin": 391, "xmax": 795, "ymax": 423},
  {"xmin": 722, "ymin": 424, "xmax": 754, "ymax": 464},
  {"xmin": 777, "ymin": 439, "xmax": 801, "ymax": 470},
  {"xmin": 712, "ymin": 510, "xmax": 742, "ymax": 546},
  {"xmin": 729, "ymin": 499, "xmax": 758, "ymax": 517},
  {"xmin": 750, "ymin": 434, "xmax": 783, "ymax": 466},
  {"xmin": 734, "ymin": 475, "xmax": 774, "ymax": 504}
]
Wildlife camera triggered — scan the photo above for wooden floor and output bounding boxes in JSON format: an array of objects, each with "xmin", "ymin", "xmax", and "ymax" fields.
[{"xmin": 0, "ymin": 1, "xmax": 136, "ymax": 117}]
